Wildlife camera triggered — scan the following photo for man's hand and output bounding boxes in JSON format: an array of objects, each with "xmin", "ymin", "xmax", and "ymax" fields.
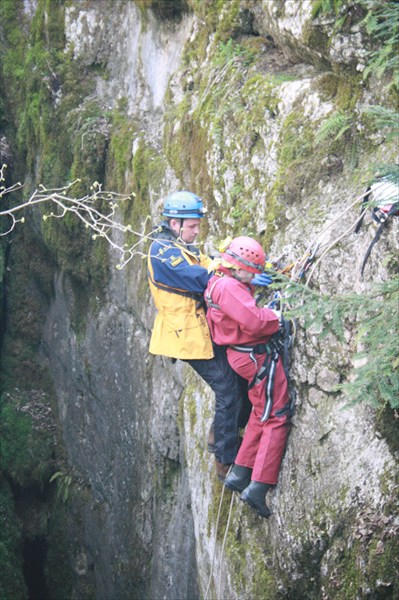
[{"xmin": 251, "ymin": 273, "xmax": 273, "ymax": 287}]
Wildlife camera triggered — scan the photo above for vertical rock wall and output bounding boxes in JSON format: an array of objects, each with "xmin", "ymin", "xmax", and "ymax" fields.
[{"xmin": 1, "ymin": 1, "xmax": 398, "ymax": 599}]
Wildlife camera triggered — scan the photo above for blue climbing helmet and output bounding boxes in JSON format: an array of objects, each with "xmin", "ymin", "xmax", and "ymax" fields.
[{"xmin": 163, "ymin": 191, "xmax": 206, "ymax": 219}]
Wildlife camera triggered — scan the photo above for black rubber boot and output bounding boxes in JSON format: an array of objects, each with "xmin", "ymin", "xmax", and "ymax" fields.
[
  {"xmin": 239, "ymin": 481, "xmax": 272, "ymax": 518},
  {"xmin": 224, "ymin": 464, "xmax": 252, "ymax": 493}
]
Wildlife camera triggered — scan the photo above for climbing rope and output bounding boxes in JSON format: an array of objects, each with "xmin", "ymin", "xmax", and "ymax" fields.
[
  {"xmin": 204, "ymin": 478, "xmax": 227, "ymax": 600},
  {"xmin": 290, "ymin": 187, "xmax": 373, "ymax": 283},
  {"xmin": 217, "ymin": 493, "xmax": 235, "ymax": 600},
  {"xmin": 304, "ymin": 205, "xmax": 368, "ymax": 287},
  {"xmin": 204, "ymin": 472, "xmax": 236, "ymax": 600}
]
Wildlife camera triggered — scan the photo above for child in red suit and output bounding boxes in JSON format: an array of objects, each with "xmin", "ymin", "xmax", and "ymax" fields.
[{"xmin": 205, "ymin": 236, "xmax": 291, "ymax": 517}]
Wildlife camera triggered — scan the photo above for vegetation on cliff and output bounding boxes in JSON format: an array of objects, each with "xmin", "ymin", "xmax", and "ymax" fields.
[{"xmin": 0, "ymin": 0, "xmax": 398, "ymax": 598}]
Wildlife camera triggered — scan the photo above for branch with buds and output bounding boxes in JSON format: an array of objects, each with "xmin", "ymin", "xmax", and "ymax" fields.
[{"xmin": 0, "ymin": 164, "xmax": 158, "ymax": 269}]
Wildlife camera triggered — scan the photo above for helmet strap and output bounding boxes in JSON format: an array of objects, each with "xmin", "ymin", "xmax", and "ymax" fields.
[
  {"xmin": 178, "ymin": 218, "xmax": 185, "ymax": 240},
  {"xmin": 168, "ymin": 217, "xmax": 185, "ymax": 240},
  {"xmin": 225, "ymin": 248, "xmax": 263, "ymax": 273}
]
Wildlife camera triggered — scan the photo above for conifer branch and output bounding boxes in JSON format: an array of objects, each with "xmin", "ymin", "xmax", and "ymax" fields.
[{"xmin": 274, "ymin": 274, "xmax": 399, "ymax": 410}]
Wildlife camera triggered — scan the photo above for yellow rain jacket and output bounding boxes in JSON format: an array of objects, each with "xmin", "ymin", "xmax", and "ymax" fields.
[{"xmin": 148, "ymin": 224, "xmax": 214, "ymax": 360}]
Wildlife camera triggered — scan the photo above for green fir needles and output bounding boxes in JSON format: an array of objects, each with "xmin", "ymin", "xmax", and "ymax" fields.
[{"xmin": 279, "ymin": 275, "xmax": 399, "ymax": 410}]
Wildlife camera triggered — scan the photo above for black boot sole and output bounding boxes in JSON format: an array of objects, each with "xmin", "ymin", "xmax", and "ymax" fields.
[{"xmin": 240, "ymin": 494, "xmax": 271, "ymax": 518}]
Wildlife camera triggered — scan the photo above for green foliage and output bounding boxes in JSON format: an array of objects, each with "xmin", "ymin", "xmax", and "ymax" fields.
[
  {"xmin": 0, "ymin": 1, "xmax": 29, "ymax": 127},
  {"xmin": 314, "ymin": 110, "xmax": 361, "ymax": 169},
  {"xmin": 14, "ymin": 0, "xmax": 70, "ymax": 181},
  {"xmin": 224, "ymin": 531, "xmax": 277, "ymax": 599},
  {"xmin": 311, "ymin": 0, "xmax": 346, "ymax": 19},
  {"xmin": 49, "ymin": 471, "xmax": 73, "ymax": 503},
  {"xmin": 278, "ymin": 112, "xmax": 315, "ymax": 165},
  {"xmin": 311, "ymin": 0, "xmax": 399, "ymax": 90},
  {"xmin": 362, "ymin": 105, "xmax": 399, "ymax": 142},
  {"xmin": 188, "ymin": 0, "xmax": 240, "ymax": 39},
  {"xmin": 314, "ymin": 107, "xmax": 362, "ymax": 170},
  {"xmin": 106, "ymin": 100, "xmax": 136, "ymax": 192},
  {"xmin": 0, "ymin": 392, "xmax": 55, "ymax": 488},
  {"xmin": 360, "ymin": 0, "xmax": 399, "ymax": 90},
  {"xmin": 278, "ymin": 275, "xmax": 399, "ymax": 410},
  {"xmin": 259, "ymin": 110, "xmax": 316, "ymax": 244},
  {"xmin": 213, "ymin": 38, "xmax": 256, "ymax": 68},
  {"xmin": 369, "ymin": 162, "xmax": 399, "ymax": 188},
  {"xmin": 315, "ymin": 111, "xmax": 353, "ymax": 143},
  {"xmin": 310, "ymin": 0, "xmax": 351, "ymax": 34},
  {"xmin": 2, "ymin": 0, "xmax": 113, "ymax": 324},
  {"xmin": 68, "ymin": 99, "xmax": 111, "ymax": 195}
]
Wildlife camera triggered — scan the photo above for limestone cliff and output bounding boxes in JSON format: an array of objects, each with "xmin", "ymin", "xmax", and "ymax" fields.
[{"xmin": 0, "ymin": 1, "xmax": 398, "ymax": 599}]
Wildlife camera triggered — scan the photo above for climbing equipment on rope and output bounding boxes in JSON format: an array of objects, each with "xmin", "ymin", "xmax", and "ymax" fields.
[
  {"xmin": 360, "ymin": 203, "xmax": 399, "ymax": 277},
  {"xmin": 289, "ymin": 186, "xmax": 377, "ymax": 284},
  {"xmin": 354, "ymin": 179, "xmax": 399, "ymax": 277},
  {"xmin": 297, "ymin": 242, "xmax": 320, "ymax": 281}
]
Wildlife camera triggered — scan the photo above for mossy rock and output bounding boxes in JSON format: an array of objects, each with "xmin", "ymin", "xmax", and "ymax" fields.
[{"xmin": 0, "ymin": 391, "xmax": 56, "ymax": 489}]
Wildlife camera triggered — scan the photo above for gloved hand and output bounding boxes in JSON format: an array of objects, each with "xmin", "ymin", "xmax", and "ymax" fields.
[{"xmin": 251, "ymin": 272, "xmax": 273, "ymax": 287}]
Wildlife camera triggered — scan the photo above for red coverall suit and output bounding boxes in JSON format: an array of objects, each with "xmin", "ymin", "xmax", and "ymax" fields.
[{"xmin": 205, "ymin": 271, "xmax": 291, "ymax": 485}]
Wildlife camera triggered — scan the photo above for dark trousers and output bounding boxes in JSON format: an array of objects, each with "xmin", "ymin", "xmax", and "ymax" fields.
[{"xmin": 186, "ymin": 344, "xmax": 250, "ymax": 464}]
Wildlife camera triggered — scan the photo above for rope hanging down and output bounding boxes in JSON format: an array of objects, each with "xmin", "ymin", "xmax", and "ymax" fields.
[
  {"xmin": 204, "ymin": 470, "xmax": 236, "ymax": 600},
  {"xmin": 287, "ymin": 181, "xmax": 398, "ymax": 285}
]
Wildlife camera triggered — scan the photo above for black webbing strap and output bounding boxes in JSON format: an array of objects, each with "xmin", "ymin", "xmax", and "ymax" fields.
[
  {"xmin": 231, "ymin": 342, "xmax": 279, "ymax": 423},
  {"xmin": 230, "ymin": 343, "xmax": 271, "ymax": 355},
  {"xmin": 360, "ymin": 202, "xmax": 399, "ymax": 277},
  {"xmin": 148, "ymin": 271, "xmax": 203, "ymax": 302}
]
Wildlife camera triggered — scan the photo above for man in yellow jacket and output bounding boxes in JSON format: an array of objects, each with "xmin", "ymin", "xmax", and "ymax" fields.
[{"xmin": 148, "ymin": 191, "xmax": 248, "ymax": 479}]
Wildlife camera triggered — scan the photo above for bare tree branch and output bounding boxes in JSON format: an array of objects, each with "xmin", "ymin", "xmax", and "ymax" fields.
[{"xmin": 0, "ymin": 164, "xmax": 158, "ymax": 269}]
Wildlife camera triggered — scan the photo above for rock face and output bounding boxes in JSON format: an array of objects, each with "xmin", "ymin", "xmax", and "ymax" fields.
[{"xmin": 0, "ymin": 1, "xmax": 398, "ymax": 599}]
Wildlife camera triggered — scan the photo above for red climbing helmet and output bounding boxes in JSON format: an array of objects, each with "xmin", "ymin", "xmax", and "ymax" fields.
[{"xmin": 222, "ymin": 236, "xmax": 265, "ymax": 274}]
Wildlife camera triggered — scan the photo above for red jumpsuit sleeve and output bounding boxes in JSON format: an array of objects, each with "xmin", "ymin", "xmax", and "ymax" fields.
[{"xmin": 215, "ymin": 278, "xmax": 279, "ymax": 338}]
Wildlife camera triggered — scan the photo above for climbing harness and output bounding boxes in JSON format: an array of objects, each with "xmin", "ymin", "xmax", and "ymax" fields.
[
  {"xmin": 206, "ymin": 279, "xmax": 296, "ymax": 423},
  {"xmin": 229, "ymin": 342, "xmax": 279, "ymax": 422},
  {"xmin": 254, "ymin": 287, "xmax": 297, "ymax": 416},
  {"xmin": 229, "ymin": 313, "xmax": 295, "ymax": 423},
  {"xmin": 204, "ymin": 277, "xmax": 223, "ymax": 310},
  {"xmin": 206, "ymin": 278, "xmax": 276, "ymax": 421}
]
